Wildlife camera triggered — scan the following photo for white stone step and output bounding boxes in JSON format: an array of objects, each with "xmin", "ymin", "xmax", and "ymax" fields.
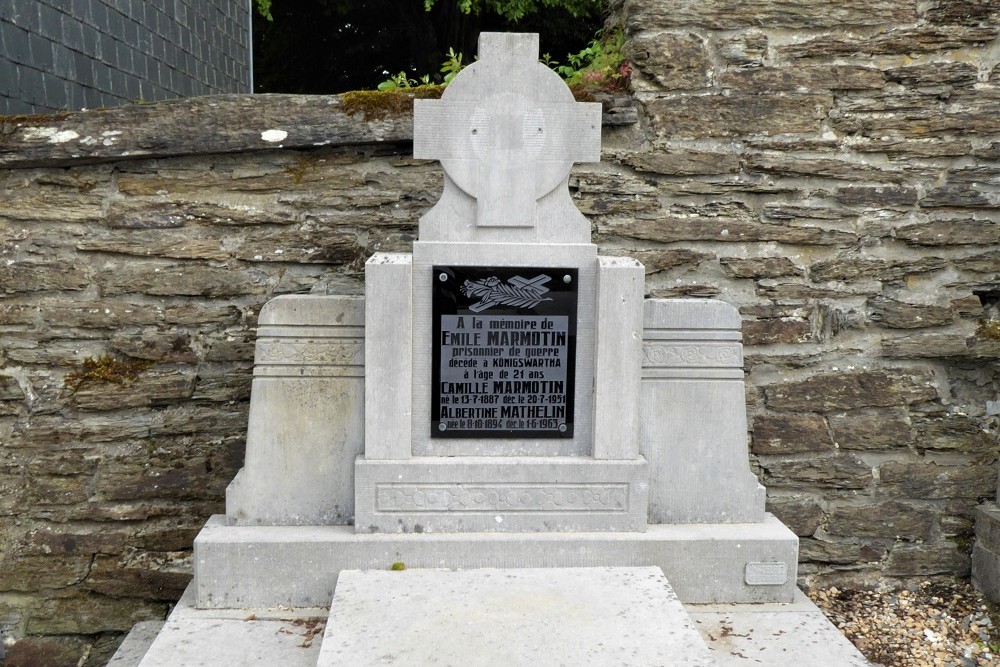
[{"xmin": 317, "ymin": 567, "xmax": 718, "ymax": 666}]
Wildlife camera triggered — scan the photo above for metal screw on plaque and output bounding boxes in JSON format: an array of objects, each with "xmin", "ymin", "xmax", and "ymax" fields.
[
  {"xmin": 438, "ymin": 423, "xmax": 446, "ymax": 431},
  {"xmin": 559, "ymin": 424, "xmax": 567, "ymax": 432},
  {"xmin": 439, "ymin": 272, "xmax": 448, "ymax": 282},
  {"xmin": 563, "ymin": 275, "xmax": 572, "ymax": 284}
]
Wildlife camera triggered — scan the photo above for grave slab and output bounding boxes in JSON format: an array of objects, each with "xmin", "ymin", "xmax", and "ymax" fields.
[{"xmin": 316, "ymin": 567, "xmax": 717, "ymax": 667}]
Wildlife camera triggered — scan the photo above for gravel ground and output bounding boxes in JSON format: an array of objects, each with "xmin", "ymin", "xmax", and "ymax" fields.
[{"xmin": 808, "ymin": 581, "xmax": 1000, "ymax": 667}]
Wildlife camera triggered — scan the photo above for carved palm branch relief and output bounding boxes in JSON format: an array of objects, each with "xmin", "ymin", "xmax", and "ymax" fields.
[{"xmin": 461, "ymin": 274, "xmax": 553, "ymax": 312}]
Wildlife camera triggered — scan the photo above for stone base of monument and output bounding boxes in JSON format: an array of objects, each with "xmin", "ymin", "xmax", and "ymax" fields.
[
  {"xmin": 116, "ymin": 567, "xmax": 871, "ymax": 667},
  {"xmin": 193, "ymin": 514, "xmax": 799, "ymax": 607},
  {"xmin": 973, "ymin": 503, "xmax": 1000, "ymax": 603}
]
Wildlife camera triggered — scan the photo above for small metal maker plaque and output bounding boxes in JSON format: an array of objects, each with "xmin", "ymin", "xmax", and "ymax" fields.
[{"xmin": 432, "ymin": 266, "xmax": 578, "ymax": 438}]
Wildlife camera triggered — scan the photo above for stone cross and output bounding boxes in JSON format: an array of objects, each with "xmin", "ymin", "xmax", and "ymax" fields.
[{"xmin": 414, "ymin": 33, "xmax": 602, "ymax": 229}]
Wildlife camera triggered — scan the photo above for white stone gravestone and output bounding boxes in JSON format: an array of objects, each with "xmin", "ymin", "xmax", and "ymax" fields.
[{"xmin": 191, "ymin": 31, "xmax": 798, "ymax": 611}]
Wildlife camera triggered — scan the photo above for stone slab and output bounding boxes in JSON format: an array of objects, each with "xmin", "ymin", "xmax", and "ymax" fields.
[
  {"xmin": 317, "ymin": 567, "xmax": 717, "ymax": 667},
  {"xmin": 354, "ymin": 455, "xmax": 649, "ymax": 533},
  {"xmin": 106, "ymin": 621, "xmax": 163, "ymax": 667},
  {"xmin": 686, "ymin": 589, "xmax": 872, "ymax": 666},
  {"xmin": 132, "ymin": 587, "xmax": 325, "ymax": 667},
  {"xmin": 193, "ymin": 513, "xmax": 798, "ymax": 607}
]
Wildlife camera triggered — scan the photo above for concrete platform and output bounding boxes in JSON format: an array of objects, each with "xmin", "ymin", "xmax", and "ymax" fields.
[
  {"xmin": 318, "ymin": 567, "xmax": 716, "ymax": 666},
  {"xmin": 112, "ymin": 573, "xmax": 871, "ymax": 667},
  {"xmin": 194, "ymin": 513, "xmax": 799, "ymax": 607}
]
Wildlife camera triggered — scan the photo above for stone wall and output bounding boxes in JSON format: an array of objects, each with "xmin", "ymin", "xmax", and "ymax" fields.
[
  {"xmin": 608, "ymin": 0, "xmax": 1000, "ymax": 589},
  {"xmin": 1, "ymin": 1, "xmax": 999, "ymax": 662}
]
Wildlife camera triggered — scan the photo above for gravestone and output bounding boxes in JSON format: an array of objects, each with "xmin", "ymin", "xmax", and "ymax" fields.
[
  {"xmin": 114, "ymin": 31, "xmax": 881, "ymax": 667},
  {"xmin": 192, "ymin": 32, "xmax": 797, "ymax": 611}
]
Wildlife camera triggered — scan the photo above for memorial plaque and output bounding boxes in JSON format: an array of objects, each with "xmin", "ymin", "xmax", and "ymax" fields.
[{"xmin": 432, "ymin": 265, "xmax": 577, "ymax": 438}]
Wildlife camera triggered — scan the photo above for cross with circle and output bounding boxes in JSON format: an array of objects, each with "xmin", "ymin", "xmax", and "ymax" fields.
[{"xmin": 414, "ymin": 33, "xmax": 602, "ymax": 230}]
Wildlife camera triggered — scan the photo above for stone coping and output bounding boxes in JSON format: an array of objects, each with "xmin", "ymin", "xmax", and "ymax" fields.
[{"xmin": 0, "ymin": 92, "xmax": 635, "ymax": 169}]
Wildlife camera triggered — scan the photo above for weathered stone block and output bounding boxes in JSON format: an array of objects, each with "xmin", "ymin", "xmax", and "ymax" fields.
[
  {"xmin": 885, "ymin": 62, "xmax": 979, "ymax": 88},
  {"xmin": 82, "ymin": 553, "xmax": 191, "ymax": 601},
  {"xmin": 897, "ymin": 219, "xmax": 1000, "ymax": 246},
  {"xmin": 629, "ymin": 32, "xmax": 710, "ymax": 90},
  {"xmin": 623, "ymin": 150, "xmax": 741, "ymax": 176},
  {"xmin": 921, "ymin": 0, "xmax": 1000, "ymax": 26},
  {"xmin": 25, "ymin": 595, "xmax": 168, "ymax": 635},
  {"xmin": 644, "ymin": 94, "xmax": 832, "ymax": 139},
  {"xmin": 109, "ymin": 331, "xmax": 197, "ymax": 364},
  {"xmin": 746, "ymin": 153, "xmax": 904, "ymax": 180},
  {"xmin": 763, "ymin": 369, "xmax": 938, "ymax": 412},
  {"xmin": 0, "ymin": 375, "xmax": 24, "ymax": 401},
  {"xmin": 743, "ymin": 318, "xmax": 814, "ymax": 345},
  {"xmin": 25, "ymin": 475, "xmax": 92, "ymax": 506},
  {"xmin": 0, "ymin": 555, "xmax": 91, "ymax": 591},
  {"xmin": 622, "ymin": 0, "xmax": 916, "ymax": 30},
  {"xmin": 629, "ymin": 248, "xmax": 715, "ymax": 274},
  {"xmin": 759, "ymin": 453, "xmax": 872, "ymax": 489},
  {"xmin": 719, "ymin": 66, "xmax": 884, "ymax": 92},
  {"xmin": 230, "ymin": 228, "xmax": 364, "ymax": 264},
  {"xmin": 607, "ymin": 215, "xmax": 855, "ymax": 246},
  {"xmin": 826, "ymin": 501, "xmax": 936, "ymax": 540},
  {"xmin": 882, "ymin": 333, "xmax": 1000, "ymax": 359},
  {"xmin": 830, "ymin": 90, "xmax": 1000, "ymax": 137},
  {"xmin": 765, "ymin": 494, "xmax": 823, "ymax": 536},
  {"xmin": 828, "ymin": 408, "xmax": 912, "ymax": 450},
  {"xmin": 77, "ymin": 230, "xmax": 231, "ymax": 261},
  {"xmin": 720, "ymin": 257, "xmax": 804, "ymax": 279},
  {"xmin": 0, "ymin": 261, "xmax": 90, "ymax": 294},
  {"xmin": 810, "ymin": 256, "xmax": 946, "ymax": 283},
  {"xmin": 775, "ymin": 26, "xmax": 998, "ymax": 60},
  {"xmin": 954, "ymin": 249, "xmax": 1000, "ymax": 273},
  {"xmin": 98, "ymin": 262, "xmax": 266, "ymax": 297},
  {"xmin": 866, "ymin": 297, "xmax": 955, "ymax": 329},
  {"xmin": 885, "ymin": 541, "xmax": 970, "ymax": 577},
  {"xmin": 800, "ymin": 538, "xmax": 886, "ymax": 565},
  {"xmin": 835, "ymin": 185, "xmax": 919, "ymax": 208},
  {"xmin": 3, "ymin": 635, "xmax": 93, "ymax": 667},
  {"xmin": 912, "ymin": 415, "xmax": 997, "ymax": 453},
  {"xmin": 879, "ymin": 461, "xmax": 998, "ymax": 500},
  {"xmin": 752, "ymin": 414, "xmax": 833, "ymax": 455},
  {"xmin": 715, "ymin": 31, "xmax": 767, "ymax": 67}
]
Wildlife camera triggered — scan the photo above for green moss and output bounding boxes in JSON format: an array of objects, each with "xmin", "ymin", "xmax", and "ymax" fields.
[
  {"xmin": 340, "ymin": 86, "xmax": 445, "ymax": 121},
  {"xmin": 976, "ymin": 319, "xmax": 1000, "ymax": 341},
  {"xmin": 284, "ymin": 154, "xmax": 319, "ymax": 185},
  {"xmin": 64, "ymin": 354, "xmax": 153, "ymax": 394},
  {"xmin": 390, "ymin": 561, "xmax": 406, "ymax": 571}
]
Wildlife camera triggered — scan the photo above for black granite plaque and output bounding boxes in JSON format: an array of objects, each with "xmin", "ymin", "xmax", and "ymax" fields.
[{"xmin": 432, "ymin": 266, "xmax": 578, "ymax": 439}]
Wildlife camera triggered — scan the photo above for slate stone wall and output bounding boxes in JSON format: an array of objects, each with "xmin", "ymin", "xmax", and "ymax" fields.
[
  {"xmin": 0, "ymin": 0, "xmax": 251, "ymax": 115},
  {"xmin": 1, "ymin": 1, "xmax": 999, "ymax": 662},
  {"xmin": 608, "ymin": 0, "xmax": 1000, "ymax": 589}
]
